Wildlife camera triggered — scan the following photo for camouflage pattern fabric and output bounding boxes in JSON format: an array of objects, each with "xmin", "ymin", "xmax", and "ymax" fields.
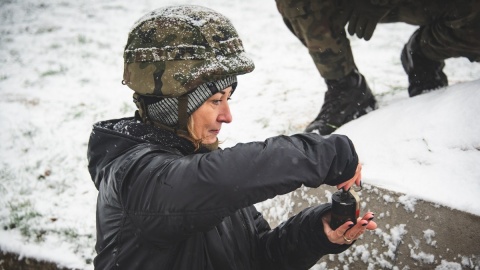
[
  {"xmin": 276, "ymin": 0, "xmax": 480, "ymax": 80},
  {"xmin": 123, "ymin": 5, "xmax": 255, "ymax": 97}
]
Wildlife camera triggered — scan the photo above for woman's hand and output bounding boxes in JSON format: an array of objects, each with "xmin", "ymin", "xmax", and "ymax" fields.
[
  {"xmin": 322, "ymin": 211, "xmax": 377, "ymax": 245},
  {"xmin": 336, "ymin": 163, "xmax": 362, "ymax": 191}
]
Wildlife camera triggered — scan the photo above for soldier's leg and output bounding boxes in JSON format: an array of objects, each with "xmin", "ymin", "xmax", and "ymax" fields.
[
  {"xmin": 390, "ymin": 0, "xmax": 480, "ymax": 96},
  {"xmin": 275, "ymin": 0, "xmax": 355, "ymax": 80},
  {"xmin": 275, "ymin": 0, "xmax": 377, "ymax": 135},
  {"xmin": 418, "ymin": 1, "xmax": 480, "ymax": 63}
]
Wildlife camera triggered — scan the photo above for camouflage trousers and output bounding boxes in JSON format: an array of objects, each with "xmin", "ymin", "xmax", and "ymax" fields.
[{"xmin": 276, "ymin": 0, "xmax": 480, "ymax": 79}]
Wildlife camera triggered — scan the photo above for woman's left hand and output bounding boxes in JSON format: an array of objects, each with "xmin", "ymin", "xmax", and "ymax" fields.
[{"xmin": 322, "ymin": 211, "xmax": 377, "ymax": 245}]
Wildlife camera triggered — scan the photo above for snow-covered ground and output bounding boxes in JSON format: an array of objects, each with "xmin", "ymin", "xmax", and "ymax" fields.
[{"xmin": 0, "ymin": 0, "xmax": 479, "ymax": 269}]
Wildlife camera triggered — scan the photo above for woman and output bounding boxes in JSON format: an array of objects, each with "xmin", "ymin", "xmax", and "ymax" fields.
[{"xmin": 87, "ymin": 5, "xmax": 376, "ymax": 270}]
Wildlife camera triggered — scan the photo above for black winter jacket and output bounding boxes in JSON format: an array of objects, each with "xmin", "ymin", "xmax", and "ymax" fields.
[{"xmin": 87, "ymin": 117, "xmax": 359, "ymax": 270}]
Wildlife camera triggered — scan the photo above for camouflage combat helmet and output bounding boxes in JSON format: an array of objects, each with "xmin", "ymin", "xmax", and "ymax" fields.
[
  {"xmin": 122, "ymin": 5, "xmax": 254, "ymax": 136},
  {"xmin": 123, "ymin": 5, "xmax": 255, "ymax": 97}
]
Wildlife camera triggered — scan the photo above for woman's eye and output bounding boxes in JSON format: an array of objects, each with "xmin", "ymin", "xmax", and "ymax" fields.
[{"xmin": 212, "ymin": 100, "xmax": 221, "ymax": 105}]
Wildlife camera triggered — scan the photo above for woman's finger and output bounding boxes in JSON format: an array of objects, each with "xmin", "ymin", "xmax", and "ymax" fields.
[{"xmin": 322, "ymin": 218, "xmax": 354, "ymax": 244}]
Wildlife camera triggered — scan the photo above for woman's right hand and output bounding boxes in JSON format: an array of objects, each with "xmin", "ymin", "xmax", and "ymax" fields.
[{"xmin": 336, "ymin": 163, "xmax": 362, "ymax": 191}]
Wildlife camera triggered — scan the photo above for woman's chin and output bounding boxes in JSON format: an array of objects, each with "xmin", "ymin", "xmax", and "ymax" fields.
[{"xmin": 202, "ymin": 136, "xmax": 217, "ymax": 145}]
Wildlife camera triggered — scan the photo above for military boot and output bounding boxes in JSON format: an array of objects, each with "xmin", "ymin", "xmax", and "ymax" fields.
[
  {"xmin": 401, "ymin": 29, "xmax": 448, "ymax": 97},
  {"xmin": 305, "ymin": 68, "xmax": 377, "ymax": 135}
]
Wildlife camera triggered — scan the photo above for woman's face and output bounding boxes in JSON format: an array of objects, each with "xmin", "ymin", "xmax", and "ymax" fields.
[{"xmin": 191, "ymin": 86, "xmax": 233, "ymax": 144}]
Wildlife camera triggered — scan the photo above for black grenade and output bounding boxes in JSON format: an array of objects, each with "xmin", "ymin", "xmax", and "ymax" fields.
[{"xmin": 330, "ymin": 188, "xmax": 360, "ymax": 230}]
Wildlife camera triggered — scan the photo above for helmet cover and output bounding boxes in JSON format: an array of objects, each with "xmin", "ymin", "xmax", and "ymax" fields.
[{"xmin": 123, "ymin": 5, "xmax": 255, "ymax": 97}]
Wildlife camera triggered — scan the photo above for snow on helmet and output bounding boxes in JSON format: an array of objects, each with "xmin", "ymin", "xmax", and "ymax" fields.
[{"xmin": 122, "ymin": 5, "xmax": 255, "ymax": 97}]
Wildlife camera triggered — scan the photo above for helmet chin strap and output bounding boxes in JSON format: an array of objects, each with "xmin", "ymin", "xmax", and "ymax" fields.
[{"xmin": 177, "ymin": 95, "xmax": 189, "ymax": 135}]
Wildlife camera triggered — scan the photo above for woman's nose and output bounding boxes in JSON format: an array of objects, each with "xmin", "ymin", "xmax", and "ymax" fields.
[{"xmin": 218, "ymin": 103, "xmax": 232, "ymax": 123}]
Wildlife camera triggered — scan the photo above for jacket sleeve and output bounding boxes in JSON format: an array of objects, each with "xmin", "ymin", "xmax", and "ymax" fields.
[
  {"xmin": 253, "ymin": 204, "xmax": 350, "ymax": 270},
  {"xmin": 119, "ymin": 133, "xmax": 358, "ymax": 244}
]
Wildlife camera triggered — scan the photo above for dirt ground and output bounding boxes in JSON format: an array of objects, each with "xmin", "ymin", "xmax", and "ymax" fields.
[{"xmin": 0, "ymin": 251, "xmax": 72, "ymax": 270}]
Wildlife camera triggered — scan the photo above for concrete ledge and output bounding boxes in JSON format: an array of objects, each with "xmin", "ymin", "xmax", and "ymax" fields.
[{"xmin": 287, "ymin": 184, "xmax": 480, "ymax": 269}]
